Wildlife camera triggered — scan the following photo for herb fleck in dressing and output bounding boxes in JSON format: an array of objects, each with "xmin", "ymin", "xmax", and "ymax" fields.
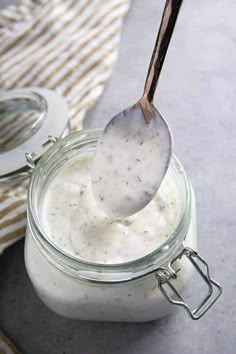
[
  {"xmin": 92, "ymin": 105, "xmax": 171, "ymax": 218},
  {"xmin": 42, "ymin": 155, "xmax": 179, "ymax": 264}
]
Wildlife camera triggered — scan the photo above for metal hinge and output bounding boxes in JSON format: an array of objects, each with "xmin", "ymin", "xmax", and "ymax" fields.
[
  {"xmin": 155, "ymin": 247, "xmax": 222, "ymax": 320},
  {"xmin": 25, "ymin": 135, "xmax": 59, "ymax": 170}
]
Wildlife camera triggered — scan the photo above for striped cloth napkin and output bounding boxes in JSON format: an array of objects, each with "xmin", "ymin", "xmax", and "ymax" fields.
[{"xmin": 0, "ymin": 0, "xmax": 130, "ymax": 254}]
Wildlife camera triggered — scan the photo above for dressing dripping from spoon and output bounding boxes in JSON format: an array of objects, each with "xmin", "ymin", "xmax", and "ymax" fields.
[{"xmin": 92, "ymin": 0, "xmax": 183, "ymax": 218}]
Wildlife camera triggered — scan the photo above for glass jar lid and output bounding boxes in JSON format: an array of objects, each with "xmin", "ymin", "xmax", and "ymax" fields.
[{"xmin": 0, "ymin": 87, "xmax": 68, "ymax": 179}]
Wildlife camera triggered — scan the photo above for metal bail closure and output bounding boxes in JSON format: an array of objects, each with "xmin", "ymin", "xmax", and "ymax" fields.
[
  {"xmin": 25, "ymin": 135, "xmax": 59, "ymax": 171},
  {"xmin": 155, "ymin": 247, "xmax": 222, "ymax": 320},
  {"xmin": 25, "ymin": 152, "xmax": 37, "ymax": 170}
]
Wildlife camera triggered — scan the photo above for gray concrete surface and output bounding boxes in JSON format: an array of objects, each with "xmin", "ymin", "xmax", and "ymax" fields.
[{"xmin": 0, "ymin": 0, "xmax": 236, "ymax": 353}]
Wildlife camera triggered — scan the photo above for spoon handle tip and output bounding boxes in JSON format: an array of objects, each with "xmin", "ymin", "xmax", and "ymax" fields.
[{"xmin": 143, "ymin": 0, "xmax": 184, "ymax": 104}]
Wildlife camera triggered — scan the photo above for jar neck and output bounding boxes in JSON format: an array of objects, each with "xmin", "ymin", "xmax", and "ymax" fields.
[{"xmin": 28, "ymin": 129, "xmax": 192, "ymax": 283}]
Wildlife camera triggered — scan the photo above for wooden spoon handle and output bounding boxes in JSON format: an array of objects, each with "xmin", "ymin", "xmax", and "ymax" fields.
[{"xmin": 143, "ymin": 0, "xmax": 183, "ymax": 103}]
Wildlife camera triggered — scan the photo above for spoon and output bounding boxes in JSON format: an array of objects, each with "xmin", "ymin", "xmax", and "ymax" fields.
[{"xmin": 92, "ymin": 0, "xmax": 183, "ymax": 218}]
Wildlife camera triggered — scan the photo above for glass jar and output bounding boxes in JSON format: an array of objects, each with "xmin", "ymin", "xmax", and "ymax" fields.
[{"xmin": 24, "ymin": 129, "xmax": 222, "ymax": 322}]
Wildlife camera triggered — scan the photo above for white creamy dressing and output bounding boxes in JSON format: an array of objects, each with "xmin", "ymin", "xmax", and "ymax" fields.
[
  {"xmin": 92, "ymin": 105, "xmax": 172, "ymax": 217},
  {"xmin": 41, "ymin": 155, "xmax": 179, "ymax": 264}
]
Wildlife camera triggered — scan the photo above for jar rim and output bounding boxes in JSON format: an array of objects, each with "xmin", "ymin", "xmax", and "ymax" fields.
[{"xmin": 27, "ymin": 128, "xmax": 192, "ymax": 282}]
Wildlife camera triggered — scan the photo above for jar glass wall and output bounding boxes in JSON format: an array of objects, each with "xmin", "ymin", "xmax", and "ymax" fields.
[{"xmin": 24, "ymin": 129, "xmax": 220, "ymax": 321}]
